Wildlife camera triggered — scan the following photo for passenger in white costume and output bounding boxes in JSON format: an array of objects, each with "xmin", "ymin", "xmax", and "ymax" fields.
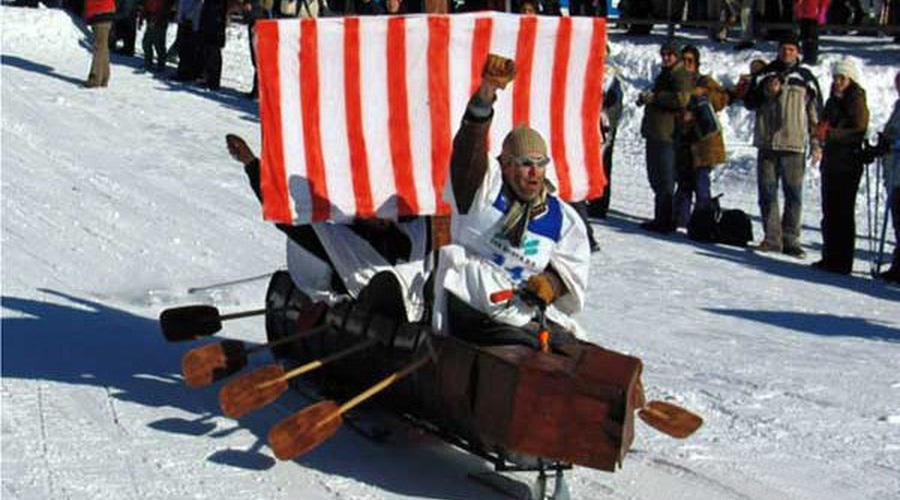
[{"xmin": 225, "ymin": 134, "xmax": 431, "ymax": 322}]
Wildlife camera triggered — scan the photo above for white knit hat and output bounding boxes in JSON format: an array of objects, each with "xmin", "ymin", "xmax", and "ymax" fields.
[{"xmin": 832, "ymin": 59, "xmax": 860, "ymax": 83}]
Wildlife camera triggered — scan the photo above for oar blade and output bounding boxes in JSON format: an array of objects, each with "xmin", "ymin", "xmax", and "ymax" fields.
[
  {"xmin": 639, "ymin": 400, "xmax": 704, "ymax": 439},
  {"xmin": 268, "ymin": 401, "xmax": 342, "ymax": 461},
  {"xmin": 219, "ymin": 365, "xmax": 288, "ymax": 419},
  {"xmin": 181, "ymin": 340, "xmax": 248, "ymax": 388},
  {"xmin": 160, "ymin": 305, "xmax": 223, "ymax": 342}
]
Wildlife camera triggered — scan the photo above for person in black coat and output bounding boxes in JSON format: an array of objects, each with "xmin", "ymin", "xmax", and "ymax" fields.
[
  {"xmin": 587, "ymin": 56, "xmax": 624, "ymax": 219},
  {"xmin": 110, "ymin": 0, "xmax": 138, "ymax": 57},
  {"xmin": 198, "ymin": 0, "xmax": 228, "ymax": 91},
  {"xmin": 813, "ymin": 59, "xmax": 869, "ymax": 275},
  {"xmin": 242, "ymin": 0, "xmax": 273, "ymax": 99}
]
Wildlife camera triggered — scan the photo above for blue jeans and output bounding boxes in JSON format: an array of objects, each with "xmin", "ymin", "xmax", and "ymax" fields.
[
  {"xmin": 646, "ymin": 139, "xmax": 677, "ymax": 227},
  {"xmin": 675, "ymin": 166, "xmax": 712, "ymax": 228}
]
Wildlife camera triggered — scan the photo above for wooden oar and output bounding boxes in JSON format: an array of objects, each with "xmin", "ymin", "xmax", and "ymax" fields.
[
  {"xmin": 268, "ymin": 356, "xmax": 430, "ymax": 460},
  {"xmin": 181, "ymin": 324, "xmax": 329, "ymax": 388},
  {"xmin": 219, "ymin": 338, "xmax": 378, "ymax": 419},
  {"xmin": 160, "ymin": 305, "xmax": 266, "ymax": 342},
  {"xmin": 638, "ymin": 400, "xmax": 704, "ymax": 439}
]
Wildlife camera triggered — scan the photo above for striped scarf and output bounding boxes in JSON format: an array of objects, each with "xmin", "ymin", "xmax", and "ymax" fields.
[{"xmin": 500, "ymin": 181, "xmax": 553, "ymax": 246}]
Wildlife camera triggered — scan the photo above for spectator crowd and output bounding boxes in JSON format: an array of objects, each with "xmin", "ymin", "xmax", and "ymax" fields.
[
  {"xmin": 635, "ymin": 33, "xmax": 899, "ymax": 283},
  {"xmin": 19, "ymin": 0, "xmax": 900, "ymax": 284}
]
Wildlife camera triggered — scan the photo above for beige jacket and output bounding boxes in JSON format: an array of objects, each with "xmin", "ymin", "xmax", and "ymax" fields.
[{"xmin": 746, "ymin": 60, "xmax": 822, "ymax": 154}]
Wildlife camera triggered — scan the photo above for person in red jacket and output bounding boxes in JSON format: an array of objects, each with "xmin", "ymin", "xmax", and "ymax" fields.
[
  {"xmin": 794, "ymin": 0, "xmax": 831, "ymax": 65},
  {"xmin": 84, "ymin": 0, "xmax": 116, "ymax": 87}
]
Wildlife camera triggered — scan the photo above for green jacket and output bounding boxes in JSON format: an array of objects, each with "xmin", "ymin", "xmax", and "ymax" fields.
[{"xmin": 640, "ymin": 62, "xmax": 693, "ymax": 142}]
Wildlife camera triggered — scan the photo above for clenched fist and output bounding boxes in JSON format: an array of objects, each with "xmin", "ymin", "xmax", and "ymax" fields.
[{"xmin": 482, "ymin": 54, "xmax": 517, "ymax": 90}]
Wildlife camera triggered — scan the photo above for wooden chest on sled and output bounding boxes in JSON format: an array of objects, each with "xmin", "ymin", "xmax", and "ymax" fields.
[{"xmin": 422, "ymin": 336, "xmax": 643, "ymax": 472}]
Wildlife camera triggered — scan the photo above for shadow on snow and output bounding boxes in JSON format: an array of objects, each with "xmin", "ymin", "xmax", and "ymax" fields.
[
  {"xmin": 599, "ymin": 211, "xmax": 900, "ymax": 301},
  {"xmin": 705, "ymin": 307, "xmax": 900, "ymax": 343},
  {"xmin": 1, "ymin": 54, "xmax": 86, "ymax": 87},
  {"xmin": 0, "ymin": 289, "xmax": 508, "ymax": 500}
]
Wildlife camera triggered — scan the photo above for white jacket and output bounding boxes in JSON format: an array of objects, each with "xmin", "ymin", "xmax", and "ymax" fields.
[
  {"xmin": 433, "ymin": 165, "xmax": 591, "ymax": 336},
  {"xmin": 287, "ymin": 218, "xmax": 430, "ymax": 322}
]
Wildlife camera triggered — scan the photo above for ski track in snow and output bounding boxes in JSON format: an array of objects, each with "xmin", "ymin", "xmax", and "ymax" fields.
[{"xmin": 3, "ymin": 6, "xmax": 900, "ymax": 500}]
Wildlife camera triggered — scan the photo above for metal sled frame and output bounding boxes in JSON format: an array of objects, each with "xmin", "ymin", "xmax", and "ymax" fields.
[{"xmin": 395, "ymin": 410, "xmax": 573, "ymax": 499}]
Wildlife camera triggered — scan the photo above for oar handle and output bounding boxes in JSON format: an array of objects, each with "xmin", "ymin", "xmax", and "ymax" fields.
[
  {"xmin": 324, "ymin": 355, "xmax": 431, "ymax": 425},
  {"xmin": 188, "ymin": 272, "xmax": 275, "ymax": 294},
  {"xmin": 245, "ymin": 323, "xmax": 330, "ymax": 356},
  {"xmin": 219, "ymin": 308, "xmax": 268, "ymax": 321},
  {"xmin": 257, "ymin": 338, "xmax": 378, "ymax": 389}
]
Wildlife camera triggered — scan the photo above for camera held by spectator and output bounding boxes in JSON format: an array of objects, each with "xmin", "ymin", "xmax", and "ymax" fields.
[
  {"xmin": 861, "ymin": 133, "xmax": 892, "ymax": 165},
  {"xmin": 636, "ymin": 90, "xmax": 653, "ymax": 107}
]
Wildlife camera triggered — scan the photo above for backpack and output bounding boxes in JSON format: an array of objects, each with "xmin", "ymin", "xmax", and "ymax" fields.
[
  {"xmin": 687, "ymin": 204, "xmax": 718, "ymax": 243},
  {"xmin": 716, "ymin": 208, "xmax": 753, "ymax": 247},
  {"xmin": 687, "ymin": 195, "xmax": 753, "ymax": 247}
]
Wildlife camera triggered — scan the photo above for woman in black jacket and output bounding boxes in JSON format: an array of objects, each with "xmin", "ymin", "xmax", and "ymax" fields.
[
  {"xmin": 198, "ymin": 0, "xmax": 228, "ymax": 90},
  {"xmin": 813, "ymin": 59, "xmax": 870, "ymax": 275}
]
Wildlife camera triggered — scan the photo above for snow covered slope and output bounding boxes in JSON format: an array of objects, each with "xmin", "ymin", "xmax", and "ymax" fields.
[{"xmin": 2, "ymin": 6, "xmax": 899, "ymax": 499}]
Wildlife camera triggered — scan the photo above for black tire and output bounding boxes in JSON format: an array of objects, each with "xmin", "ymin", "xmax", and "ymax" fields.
[{"xmin": 264, "ymin": 271, "xmax": 312, "ymax": 360}]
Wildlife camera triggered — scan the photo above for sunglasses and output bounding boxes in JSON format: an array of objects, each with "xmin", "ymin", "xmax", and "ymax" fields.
[{"xmin": 509, "ymin": 156, "xmax": 550, "ymax": 168}]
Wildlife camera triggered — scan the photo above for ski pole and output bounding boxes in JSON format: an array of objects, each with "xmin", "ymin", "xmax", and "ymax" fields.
[
  {"xmin": 875, "ymin": 158, "xmax": 895, "ymax": 276},
  {"xmin": 874, "ymin": 155, "xmax": 883, "ymax": 273},
  {"xmin": 865, "ymin": 161, "xmax": 875, "ymax": 275},
  {"xmin": 188, "ymin": 271, "xmax": 279, "ymax": 294}
]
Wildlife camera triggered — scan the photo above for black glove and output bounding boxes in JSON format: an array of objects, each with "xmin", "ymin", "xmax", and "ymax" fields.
[{"xmin": 861, "ymin": 134, "xmax": 890, "ymax": 165}]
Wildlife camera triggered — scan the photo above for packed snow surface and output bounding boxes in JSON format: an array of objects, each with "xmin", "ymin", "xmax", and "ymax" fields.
[{"xmin": 2, "ymin": 6, "xmax": 899, "ymax": 500}]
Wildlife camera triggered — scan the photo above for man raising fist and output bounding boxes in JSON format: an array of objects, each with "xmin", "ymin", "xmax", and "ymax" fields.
[{"xmin": 431, "ymin": 54, "xmax": 591, "ymax": 348}]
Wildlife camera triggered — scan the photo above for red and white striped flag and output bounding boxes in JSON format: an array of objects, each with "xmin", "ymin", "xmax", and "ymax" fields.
[{"xmin": 256, "ymin": 13, "xmax": 606, "ymax": 225}]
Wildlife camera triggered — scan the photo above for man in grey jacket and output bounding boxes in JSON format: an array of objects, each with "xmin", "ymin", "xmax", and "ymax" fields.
[{"xmin": 744, "ymin": 34, "xmax": 822, "ymax": 258}]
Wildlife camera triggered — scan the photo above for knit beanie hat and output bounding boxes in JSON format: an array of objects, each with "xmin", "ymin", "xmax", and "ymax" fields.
[
  {"xmin": 501, "ymin": 125, "xmax": 548, "ymax": 161},
  {"xmin": 779, "ymin": 32, "xmax": 801, "ymax": 49},
  {"xmin": 832, "ymin": 58, "xmax": 860, "ymax": 83},
  {"xmin": 660, "ymin": 40, "xmax": 681, "ymax": 55}
]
